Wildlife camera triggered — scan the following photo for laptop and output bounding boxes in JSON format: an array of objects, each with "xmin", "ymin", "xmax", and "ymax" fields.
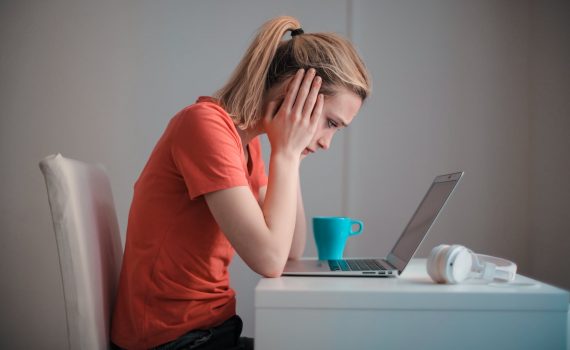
[{"xmin": 283, "ymin": 171, "xmax": 464, "ymax": 277}]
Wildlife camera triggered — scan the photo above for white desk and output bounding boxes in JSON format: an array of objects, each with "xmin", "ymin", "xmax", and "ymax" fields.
[{"xmin": 255, "ymin": 259, "xmax": 569, "ymax": 350}]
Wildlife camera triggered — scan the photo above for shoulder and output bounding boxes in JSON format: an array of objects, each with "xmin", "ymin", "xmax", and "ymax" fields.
[
  {"xmin": 177, "ymin": 96, "xmax": 231, "ymax": 124},
  {"xmin": 171, "ymin": 97, "xmax": 238, "ymax": 140}
]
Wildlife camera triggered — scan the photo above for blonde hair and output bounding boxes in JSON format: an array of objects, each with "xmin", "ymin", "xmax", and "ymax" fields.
[{"xmin": 214, "ymin": 16, "xmax": 371, "ymax": 130}]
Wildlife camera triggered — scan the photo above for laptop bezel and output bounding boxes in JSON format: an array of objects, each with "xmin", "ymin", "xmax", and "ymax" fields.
[{"xmin": 386, "ymin": 171, "xmax": 464, "ymax": 273}]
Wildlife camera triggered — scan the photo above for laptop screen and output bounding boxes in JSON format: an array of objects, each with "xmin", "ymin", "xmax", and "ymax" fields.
[{"xmin": 388, "ymin": 173, "xmax": 462, "ymax": 271}]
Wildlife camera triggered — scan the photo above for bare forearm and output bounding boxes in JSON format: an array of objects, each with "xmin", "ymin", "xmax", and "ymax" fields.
[
  {"xmin": 261, "ymin": 152, "xmax": 300, "ymax": 270},
  {"xmin": 289, "ymin": 179, "xmax": 307, "ymax": 259}
]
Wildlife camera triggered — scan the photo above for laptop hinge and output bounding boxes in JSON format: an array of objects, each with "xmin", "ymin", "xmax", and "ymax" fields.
[{"xmin": 380, "ymin": 259, "xmax": 398, "ymax": 270}]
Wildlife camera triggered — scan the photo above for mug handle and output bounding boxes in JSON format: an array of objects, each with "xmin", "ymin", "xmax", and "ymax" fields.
[{"xmin": 349, "ymin": 220, "xmax": 364, "ymax": 236}]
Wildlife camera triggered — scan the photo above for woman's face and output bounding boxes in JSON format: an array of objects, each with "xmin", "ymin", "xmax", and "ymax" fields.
[
  {"xmin": 263, "ymin": 78, "xmax": 362, "ymax": 157},
  {"xmin": 301, "ymin": 88, "xmax": 362, "ymax": 157}
]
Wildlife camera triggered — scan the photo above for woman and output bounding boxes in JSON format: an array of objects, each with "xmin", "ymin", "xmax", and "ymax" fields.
[{"xmin": 111, "ymin": 15, "xmax": 371, "ymax": 350}]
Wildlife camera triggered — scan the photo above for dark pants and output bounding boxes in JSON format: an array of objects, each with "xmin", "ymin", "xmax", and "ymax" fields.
[
  {"xmin": 154, "ymin": 315, "xmax": 253, "ymax": 350},
  {"xmin": 112, "ymin": 315, "xmax": 254, "ymax": 350}
]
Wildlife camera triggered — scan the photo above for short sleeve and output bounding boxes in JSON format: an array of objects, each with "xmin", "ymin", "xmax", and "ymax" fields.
[{"xmin": 170, "ymin": 102, "xmax": 248, "ymax": 200}]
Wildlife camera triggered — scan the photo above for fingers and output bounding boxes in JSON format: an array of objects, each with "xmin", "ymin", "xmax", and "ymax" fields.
[
  {"xmin": 282, "ymin": 68, "xmax": 321, "ymax": 120},
  {"xmin": 310, "ymin": 94, "xmax": 324, "ymax": 128},
  {"xmin": 302, "ymin": 75, "xmax": 321, "ymax": 118},
  {"xmin": 292, "ymin": 68, "xmax": 318, "ymax": 117},
  {"xmin": 281, "ymin": 69, "xmax": 305, "ymax": 113}
]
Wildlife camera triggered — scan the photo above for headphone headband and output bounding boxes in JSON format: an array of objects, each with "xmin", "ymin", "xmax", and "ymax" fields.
[{"xmin": 473, "ymin": 253, "xmax": 517, "ymax": 282}]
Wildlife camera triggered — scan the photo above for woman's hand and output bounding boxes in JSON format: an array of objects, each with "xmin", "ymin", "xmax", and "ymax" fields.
[{"xmin": 263, "ymin": 68, "xmax": 324, "ymax": 158}]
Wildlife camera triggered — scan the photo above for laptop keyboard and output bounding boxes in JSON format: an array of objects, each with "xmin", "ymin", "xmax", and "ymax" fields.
[{"xmin": 328, "ymin": 259, "xmax": 386, "ymax": 271}]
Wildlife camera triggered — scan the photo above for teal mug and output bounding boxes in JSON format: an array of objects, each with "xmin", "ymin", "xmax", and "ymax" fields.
[{"xmin": 313, "ymin": 216, "xmax": 364, "ymax": 260}]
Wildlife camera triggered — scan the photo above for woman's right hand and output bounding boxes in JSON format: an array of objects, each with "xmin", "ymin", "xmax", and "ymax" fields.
[{"xmin": 263, "ymin": 68, "xmax": 324, "ymax": 158}]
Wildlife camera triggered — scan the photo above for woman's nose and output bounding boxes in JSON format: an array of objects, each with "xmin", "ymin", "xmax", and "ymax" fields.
[{"xmin": 317, "ymin": 133, "xmax": 334, "ymax": 150}]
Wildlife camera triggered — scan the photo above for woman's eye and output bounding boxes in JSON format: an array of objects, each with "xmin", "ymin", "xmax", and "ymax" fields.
[{"xmin": 327, "ymin": 119, "xmax": 338, "ymax": 128}]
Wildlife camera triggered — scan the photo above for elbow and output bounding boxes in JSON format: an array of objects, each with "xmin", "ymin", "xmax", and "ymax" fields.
[
  {"xmin": 243, "ymin": 235, "xmax": 290, "ymax": 278},
  {"xmin": 261, "ymin": 268, "xmax": 283, "ymax": 278},
  {"xmin": 255, "ymin": 252, "xmax": 286, "ymax": 278},
  {"xmin": 258, "ymin": 259, "xmax": 285, "ymax": 278}
]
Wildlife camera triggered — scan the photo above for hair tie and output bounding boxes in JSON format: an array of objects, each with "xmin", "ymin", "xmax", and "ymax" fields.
[{"xmin": 291, "ymin": 28, "xmax": 304, "ymax": 37}]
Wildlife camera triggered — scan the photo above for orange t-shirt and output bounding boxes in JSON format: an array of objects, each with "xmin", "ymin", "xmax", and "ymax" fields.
[{"xmin": 111, "ymin": 97, "xmax": 268, "ymax": 349}]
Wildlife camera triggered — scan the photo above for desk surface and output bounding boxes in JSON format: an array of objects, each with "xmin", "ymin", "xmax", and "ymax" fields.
[
  {"xmin": 256, "ymin": 259, "xmax": 569, "ymax": 311},
  {"xmin": 255, "ymin": 259, "xmax": 569, "ymax": 350}
]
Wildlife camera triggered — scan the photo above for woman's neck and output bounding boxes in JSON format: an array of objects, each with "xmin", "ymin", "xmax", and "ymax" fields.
[{"xmin": 236, "ymin": 123, "xmax": 264, "ymax": 149}]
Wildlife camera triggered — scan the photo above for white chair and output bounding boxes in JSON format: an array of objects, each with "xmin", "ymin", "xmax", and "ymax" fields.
[{"xmin": 39, "ymin": 154, "xmax": 123, "ymax": 350}]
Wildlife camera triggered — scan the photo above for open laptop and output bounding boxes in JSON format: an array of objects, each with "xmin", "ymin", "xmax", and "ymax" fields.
[{"xmin": 283, "ymin": 171, "xmax": 464, "ymax": 277}]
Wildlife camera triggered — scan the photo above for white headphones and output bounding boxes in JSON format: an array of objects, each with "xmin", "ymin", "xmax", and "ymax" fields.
[{"xmin": 427, "ymin": 244, "xmax": 517, "ymax": 284}]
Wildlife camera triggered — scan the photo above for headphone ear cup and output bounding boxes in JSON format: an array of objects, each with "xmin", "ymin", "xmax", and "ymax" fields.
[
  {"xmin": 447, "ymin": 246, "xmax": 473, "ymax": 284},
  {"xmin": 438, "ymin": 245, "xmax": 460, "ymax": 283},
  {"xmin": 427, "ymin": 245, "xmax": 449, "ymax": 283}
]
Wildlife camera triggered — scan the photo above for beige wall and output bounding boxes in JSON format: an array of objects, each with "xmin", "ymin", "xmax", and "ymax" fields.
[
  {"xmin": 528, "ymin": 0, "xmax": 570, "ymax": 290},
  {"xmin": 1, "ymin": 0, "xmax": 568, "ymax": 348},
  {"xmin": 346, "ymin": 1, "xmax": 532, "ymax": 274}
]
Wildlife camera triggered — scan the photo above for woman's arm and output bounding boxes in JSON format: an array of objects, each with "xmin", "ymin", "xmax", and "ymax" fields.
[
  {"xmin": 258, "ymin": 179, "xmax": 307, "ymax": 260},
  {"xmin": 205, "ymin": 69, "xmax": 322, "ymax": 278},
  {"xmin": 205, "ymin": 153, "xmax": 300, "ymax": 278},
  {"xmin": 290, "ymin": 179, "xmax": 307, "ymax": 259}
]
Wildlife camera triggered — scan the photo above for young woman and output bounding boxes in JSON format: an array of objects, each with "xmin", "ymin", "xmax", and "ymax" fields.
[{"xmin": 111, "ymin": 15, "xmax": 371, "ymax": 350}]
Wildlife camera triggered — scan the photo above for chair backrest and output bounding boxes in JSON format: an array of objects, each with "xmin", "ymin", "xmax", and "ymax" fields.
[{"xmin": 39, "ymin": 154, "xmax": 123, "ymax": 350}]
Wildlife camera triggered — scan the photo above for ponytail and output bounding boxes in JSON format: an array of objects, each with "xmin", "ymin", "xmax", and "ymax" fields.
[
  {"xmin": 214, "ymin": 16, "xmax": 371, "ymax": 130},
  {"xmin": 214, "ymin": 16, "xmax": 300, "ymax": 130}
]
